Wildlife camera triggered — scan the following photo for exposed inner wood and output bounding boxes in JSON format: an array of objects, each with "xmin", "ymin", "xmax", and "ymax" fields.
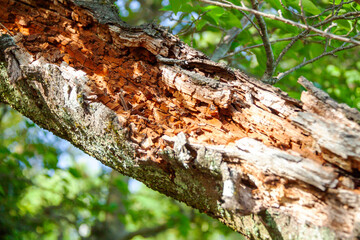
[
  {"xmin": 0, "ymin": 0, "xmax": 320, "ymax": 161},
  {"xmin": 1, "ymin": 0, "xmax": 360, "ymax": 238}
]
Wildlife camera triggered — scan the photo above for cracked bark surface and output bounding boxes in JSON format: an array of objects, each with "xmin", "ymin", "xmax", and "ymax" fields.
[{"xmin": 0, "ymin": 0, "xmax": 359, "ymax": 239}]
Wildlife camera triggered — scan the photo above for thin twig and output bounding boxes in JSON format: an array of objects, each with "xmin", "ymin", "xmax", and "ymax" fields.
[
  {"xmin": 279, "ymin": 0, "xmax": 302, "ymax": 18},
  {"xmin": 219, "ymin": 0, "xmax": 261, "ymax": 32},
  {"xmin": 169, "ymin": 12, "xmax": 187, "ymax": 32},
  {"xmin": 299, "ymin": 0, "xmax": 308, "ymax": 25},
  {"xmin": 211, "ymin": 0, "xmax": 261, "ymax": 61},
  {"xmin": 352, "ymin": 32, "xmax": 360, "ymax": 40},
  {"xmin": 250, "ymin": 0, "xmax": 275, "ymax": 80},
  {"xmin": 222, "ymin": 34, "xmax": 320, "ymax": 59},
  {"xmin": 178, "ymin": 11, "xmax": 209, "ymax": 36},
  {"xmin": 0, "ymin": 22, "xmax": 13, "ymax": 36},
  {"xmin": 314, "ymin": 11, "xmax": 360, "ymax": 29},
  {"xmin": 274, "ymin": 30, "xmax": 310, "ymax": 67},
  {"xmin": 324, "ymin": 38, "xmax": 330, "ymax": 51},
  {"xmin": 331, "ymin": 0, "xmax": 336, "ymax": 17},
  {"xmin": 274, "ymin": 11, "xmax": 358, "ymax": 67},
  {"xmin": 117, "ymin": 90, "xmax": 128, "ymax": 111},
  {"xmin": 335, "ymin": 0, "xmax": 345, "ymax": 16},
  {"xmin": 324, "ymin": 22, "xmax": 337, "ymax": 33},
  {"xmin": 211, "ymin": 11, "xmax": 256, "ymax": 61},
  {"xmin": 198, "ymin": 0, "xmax": 360, "ymax": 45},
  {"xmin": 212, "ymin": 27, "xmax": 242, "ymax": 61},
  {"xmin": 120, "ymin": 224, "xmax": 169, "ymax": 240},
  {"xmin": 308, "ymin": 0, "xmax": 354, "ymax": 19},
  {"xmin": 275, "ymin": 43, "xmax": 357, "ymax": 82},
  {"xmin": 343, "ymin": 19, "xmax": 357, "ymax": 37}
]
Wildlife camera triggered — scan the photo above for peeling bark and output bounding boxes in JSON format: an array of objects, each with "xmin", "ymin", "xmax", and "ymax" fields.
[{"xmin": 0, "ymin": 0, "xmax": 359, "ymax": 239}]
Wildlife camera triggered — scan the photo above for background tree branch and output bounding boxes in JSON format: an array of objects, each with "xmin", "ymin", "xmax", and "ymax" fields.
[
  {"xmin": 199, "ymin": 0, "xmax": 360, "ymax": 83},
  {"xmin": 250, "ymin": 0, "xmax": 275, "ymax": 81}
]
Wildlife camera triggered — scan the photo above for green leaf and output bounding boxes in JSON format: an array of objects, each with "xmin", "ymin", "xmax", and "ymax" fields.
[
  {"xmin": 114, "ymin": 178, "xmax": 129, "ymax": 194},
  {"xmin": 68, "ymin": 167, "xmax": 82, "ymax": 178},
  {"xmin": 235, "ymin": 30, "xmax": 253, "ymax": 46},
  {"xmin": 13, "ymin": 153, "xmax": 31, "ymax": 168},
  {"xmin": 286, "ymin": 91, "xmax": 302, "ymax": 100},
  {"xmin": 0, "ymin": 185, "xmax": 4, "ymax": 195},
  {"xmin": 267, "ymin": 0, "xmax": 283, "ymax": 10},
  {"xmin": 335, "ymin": 20, "xmax": 352, "ymax": 31},
  {"xmin": 43, "ymin": 151, "xmax": 58, "ymax": 169},
  {"xmin": 170, "ymin": 212, "xmax": 191, "ymax": 237},
  {"xmin": 301, "ymin": 0, "xmax": 321, "ymax": 15},
  {"xmin": 204, "ymin": 6, "xmax": 225, "ymax": 25},
  {"xmin": 160, "ymin": 5, "xmax": 172, "ymax": 11},
  {"xmin": 105, "ymin": 202, "xmax": 118, "ymax": 212},
  {"xmin": 170, "ymin": 0, "xmax": 181, "ymax": 14},
  {"xmin": 252, "ymin": 48, "xmax": 266, "ymax": 72},
  {"xmin": 287, "ymin": 0, "xmax": 321, "ymax": 15},
  {"xmin": 196, "ymin": 19, "xmax": 207, "ymax": 31},
  {"xmin": 272, "ymin": 40, "xmax": 292, "ymax": 57},
  {"xmin": 266, "ymin": 18, "xmax": 299, "ymax": 33},
  {"xmin": 219, "ymin": 11, "xmax": 242, "ymax": 29},
  {"xmin": 25, "ymin": 120, "xmax": 35, "ymax": 128},
  {"xmin": 308, "ymin": 43, "xmax": 323, "ymax": 60},
  {"xmin": 0, "ymin": 146, "xmax": 11, "ymax": 156},
  {"xmin": 178, "ymin": 214, "xmax": 191, "ymax": 237},
  {"xmin": 202, "ymin": 14, "xmax": 218, "ymax": 26},
  {"xmin": 169, "ymin": 0, "xmax": 189, "ymax": 14},
  {"xmin": 179, "ymin": 3, "xmax": 193, "ymax": 13},
  {"xmin": 226, "ymin": 0, "xmax": 241, "ymax": 5}
]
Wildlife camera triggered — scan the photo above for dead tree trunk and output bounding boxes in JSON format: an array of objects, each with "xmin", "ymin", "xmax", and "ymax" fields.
[{"xmin": 0, "ymin": 0, "xmax": 359, "ymax": 239}]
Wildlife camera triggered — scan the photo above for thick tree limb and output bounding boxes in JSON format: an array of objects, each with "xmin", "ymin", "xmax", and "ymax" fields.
[{"xmin": 0, "ymin": 0, "xmax": 360, "ymax": 239}]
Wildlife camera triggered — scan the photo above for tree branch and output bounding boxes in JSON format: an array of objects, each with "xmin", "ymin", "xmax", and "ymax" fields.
[
  {"xmin": 1, "ymin": 1, "xmax": 360, "ymax": 239},
  {"xmin": 272, "ymin": 9, "xmax": 354, "ymax": 70},
  {"xmin": 279, "ymin": 0, "xmax": 303, "ymax": 19},
  {"xmin": 120, "ymin": 224, "xmax": 169, "ymax": 240},
  {"xmin": 211, "ymin": 3, "xmax": 256, "ymax": 61},
  {"xmin": 198, "ymin": 0, "xmax": 360, "ymax": 45},
  {"xmin": 308, "ymin": 0, "xmax": 355, "ymax": 19},
  {"xmin": 274, "ymin": 29, "xmax": 310, "ymax": 68},
  {"xmin": 299, "ymin": 0, "xmax": 308, "ymax": 25},
  {"xmin": 222, "ymin": 34, "xmax": 319, "ymax": 59},
  {"xmin": 219, "ymin": 0, "xmax": 260, "ymax": 31},
  {"xmin": 250, "ymin": 0, "xmax": 275, "ymax": 80},
  {"xmin": 211, "ymin": 27, "xmax": 243, "ymax": 61},
  {"xmin": 274, "ymin": 43, "xmax": 357, "ymax": 82}
]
